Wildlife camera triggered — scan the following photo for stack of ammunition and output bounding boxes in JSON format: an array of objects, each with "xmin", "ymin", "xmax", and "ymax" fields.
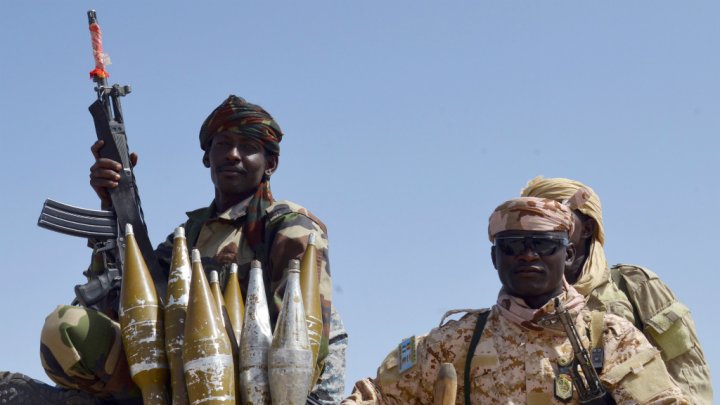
[{"xmin": 118, "ymin": 226, "xmax": 320, "ymax": 404}]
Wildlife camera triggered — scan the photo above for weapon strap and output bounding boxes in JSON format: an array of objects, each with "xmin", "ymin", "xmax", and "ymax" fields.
[{"xmin": 464, "ymin": 310, "xmax": 490, "ymax": 405}]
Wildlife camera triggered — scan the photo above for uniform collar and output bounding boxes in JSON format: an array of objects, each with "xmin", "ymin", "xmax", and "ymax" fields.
[{"xmin": 186, "ymin": 195, "xmax": 253, "ymax": 223}]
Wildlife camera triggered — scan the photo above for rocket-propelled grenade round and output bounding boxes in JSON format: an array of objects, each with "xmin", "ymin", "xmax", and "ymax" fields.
[
  {"xmin": 183, "ymin": 250, "xmax": 235, "ymax": 405},
  {"xmin": 299, "ymin": 232, "xmax": 322, "ymax": 381},
  {"xmin": 433, "ymin": 363, "xmax": 458, "ymax": 405},
  {"xmin": 269, "ymin": 259, "xmax": 314, "ymax": 405},
  {"xmin": 223, "ymin": 263, "xmax": 244, "ymax": 403},
  {"xmin": 209, "ymin": 270, "xmax": 226, "ymax": 328},
  {"xmin": 164, "ymin": 226, "xmax": 191, "ymax": 405},
  {"xmin": 239, "ymin": 260, "xmax": 272, "ymax": 405},
  {"xmin": 119, "ymin": 224, "xmax": 169, "ymax": 405},
  {"xmin": 224, "ymin": 263, "xmax": 245, "ymax": 347}
]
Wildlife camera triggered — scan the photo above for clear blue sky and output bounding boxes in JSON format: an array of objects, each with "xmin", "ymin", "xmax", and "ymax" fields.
[{"xmin": 1, "ymin": 1, "xmax": 717, "ymax": 397}]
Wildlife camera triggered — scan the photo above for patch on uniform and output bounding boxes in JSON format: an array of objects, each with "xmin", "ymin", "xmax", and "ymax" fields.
[
  {"xmin": 398, "ymin": 336, "xmax": 416, "ymax": 373},
  {"xmin": 554, "ymin": 373, "xmax": 573, "ymax": 402}
]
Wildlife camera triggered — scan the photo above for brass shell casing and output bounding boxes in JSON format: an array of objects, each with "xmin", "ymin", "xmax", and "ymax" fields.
[
  {"xmin": 183, "ymin": 250, "xmax": 235, "ymax": 405},
  {"xmin": 239, "ymin": 260, "xmax": 272, "ymax": 405},
  {"xmin": 119, "ymin": 224, "xmax": 169, "ymax": 405},
  {"xmin": 269, "ymin": 260, "xmax": 313, "ymax": 405},
  {"xmin": 164, "ymin": 226, "xmax": 191, "ymax": 405}
]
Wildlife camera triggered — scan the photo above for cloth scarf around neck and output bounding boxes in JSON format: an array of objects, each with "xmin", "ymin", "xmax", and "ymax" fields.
[{"xmin": 496, "ymin": 280, "xmax": 585, "ymax": 332}]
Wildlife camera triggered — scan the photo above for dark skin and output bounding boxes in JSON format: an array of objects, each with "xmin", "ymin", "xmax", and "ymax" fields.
[
  {"xmin": 90, "ymin": 133, "xmax": 278, "ymax": 212},
  {"xmin": 491, "ymin": 230, "xmax": 575, "ymax": 309},
  {"xmin": 565, "ymin": 210, "xmax": 595, "ymax": 284}
]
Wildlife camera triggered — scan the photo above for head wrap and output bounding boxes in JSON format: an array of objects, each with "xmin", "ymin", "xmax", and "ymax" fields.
[
  {"xmin": 199, "ymin": 95, "xmax": 284, "ymax": 156},
  {"xmin": 200, "ymin": 95, "xmax": 284, "ymax": 253},
  {"xmin": 520, "ymin": 176, "xmax": 607, "ymax": 295},
  {"xmin": 488, "ymin": 197, "xmax": 574, "ymax": 241}
]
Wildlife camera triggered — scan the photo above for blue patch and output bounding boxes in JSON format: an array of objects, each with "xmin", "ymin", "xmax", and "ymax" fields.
[{"xmin": 398, "ymin": 336, "xmax": 416, "ymax": 373}]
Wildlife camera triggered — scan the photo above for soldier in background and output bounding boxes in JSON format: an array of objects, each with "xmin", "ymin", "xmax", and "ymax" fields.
[
  {"xmin": 520, "ymin": 176, "xmax": 712, "ymax": 404},
  {"xmin": 36, "ymin": 95, "xmax": 348, "ymax": 404},
  {"xmin": 343, "ymin": 195, "xmax": 686, "ymax": 404}
]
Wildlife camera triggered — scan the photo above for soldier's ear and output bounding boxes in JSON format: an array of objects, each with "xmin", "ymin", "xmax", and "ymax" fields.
[
  {"xmin": 202, "ymin": 151, "xmax": 210, "ymax": 168},
  {"xmin": 581, "ymin": 219, "xmax": 596, "ymax": 239},
  {"xmin": 491, "ymin": 246, "xmax": 498, "ymax": 270},
  {"xmin": 565, "ymin": 244, "xmax": 576, "ymax": 268},
  {"xmin": 265, "ymin": 154, "xmax": 278, "ymax": 176}
]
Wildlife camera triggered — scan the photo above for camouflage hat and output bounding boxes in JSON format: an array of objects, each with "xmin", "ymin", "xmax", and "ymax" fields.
[
  {"xmin": 199, "ymin": 95, "xmax": 284, "ymax": 156},
  {"xmin": 488, "ymin": 197, "xmax": 574, "ymax": 241}
]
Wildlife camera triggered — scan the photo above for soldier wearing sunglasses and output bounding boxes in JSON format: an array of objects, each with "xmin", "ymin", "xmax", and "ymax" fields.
[
  {"xmin": 521, "ymin": 177, "xmax": 712, "ymax": 405},
  {"xmin": 343, "ymin": 196, "xmax": 686, "ymax": 404}
]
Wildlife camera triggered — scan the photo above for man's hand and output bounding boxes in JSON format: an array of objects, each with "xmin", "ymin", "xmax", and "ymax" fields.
[{"xmin": 90, "ymin": 140, "xmax": 138, "ymax": 209}]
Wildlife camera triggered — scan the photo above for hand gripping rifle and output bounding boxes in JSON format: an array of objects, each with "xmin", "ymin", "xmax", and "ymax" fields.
[
  {"xmin": 554, "ymin": 298, "xmax": 615, "ymax": 404},
  {"xmin": 37, "ymin": 10, "xmax": 166, "ymax": 309}
]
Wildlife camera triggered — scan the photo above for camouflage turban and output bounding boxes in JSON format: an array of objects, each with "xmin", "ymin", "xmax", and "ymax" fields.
[
  {"xmin": 488, "ymin": 197, "xmax": 575, "ymax": 241},
  {"xmin": 199, "ymin": 95, "xmax": 284, "ymax": 156}
]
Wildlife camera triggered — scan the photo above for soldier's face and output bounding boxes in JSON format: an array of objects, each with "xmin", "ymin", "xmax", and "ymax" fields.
[
  {"xmin": 206, "ymin": 132, "xmax": 277, "ymax": 198},
  {"xmin": 492, "ymin": 230, "xmax": 575, "ymax": 308}
]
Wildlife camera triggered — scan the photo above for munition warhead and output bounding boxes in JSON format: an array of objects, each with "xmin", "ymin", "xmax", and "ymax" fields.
[
  {"xmin": 299, "ymin": 233, "xmax": 323, "ymax": 382},
  {"xmin": 433, "ymin": 363, "xmax": 457, "ymax": 405},
  {"xmin": 164, "ymin": 226, "xmax": 191, "ymax": 405},
  {"xmin": 119, "ymin": 224, "xmax": 169, "ymax": 405},
  {"xmin": 209, "ymin": 270, "xmax": 226, "ymax": 327},
  {"xmin": 183, "ymin": 250, "xmax": 235, "ymax": 405},
  {"xmin": 223, "ymin": 263, "xmax": 244, "ymax": 403},
  {"xmin": 269, "ymin": 259, "xmax": 314, "ymax": 405},
  {"xmin": 239, "ymin": 260, "xmax": 272, "ymax": 405},
  {"xmin": 224, "ymin": 263, "xmax": 244, "ymax": 347}
]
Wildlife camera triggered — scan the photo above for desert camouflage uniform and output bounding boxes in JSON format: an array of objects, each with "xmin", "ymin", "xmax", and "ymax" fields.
[
  {"xmin": 41, "ymin": 199, "xmax": 347, "ymax": 404},
  {"xmin": 344, "ymin": 303, "xmax": 686, "ymax": 404},
  {"xmin": 599, "ymin": 263, "xmax": 712, "ymax": 405}
]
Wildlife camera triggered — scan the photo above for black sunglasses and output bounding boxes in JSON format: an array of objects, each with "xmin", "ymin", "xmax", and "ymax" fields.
[{"xmin": 494, "ymin": 235, "xmax": 569, "ymax": 256}]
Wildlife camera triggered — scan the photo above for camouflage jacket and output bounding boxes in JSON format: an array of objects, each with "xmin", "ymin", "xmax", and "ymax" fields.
[
  {"xmin": 153, "ymin": 198, "xmax": 343, "ymax": 401},
  {"xmin": 344, "ymin": 303, "xmax": 687, "ymax": 404},
  {"xmin": 584, "ymin": 263, "xmax": 712, "ymax": 405}
]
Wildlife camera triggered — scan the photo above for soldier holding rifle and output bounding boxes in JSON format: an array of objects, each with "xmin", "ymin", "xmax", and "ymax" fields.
[
  {"xmin": 36, "ymin": 94, "xmax": 349, "ymax": 405},
  {"xmin": 343, "ymin": 194, "xmax": 686, "ymax": 404}
]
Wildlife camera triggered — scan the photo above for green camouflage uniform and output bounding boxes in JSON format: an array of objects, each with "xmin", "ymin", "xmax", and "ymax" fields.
[{"xmin": 41, "ymin": 198, "xmax": 347, "ymax": 404}]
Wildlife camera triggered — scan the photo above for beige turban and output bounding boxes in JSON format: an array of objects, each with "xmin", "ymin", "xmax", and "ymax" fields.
[
  {"xmin": 488, "ymin": 197, "xmax": 575, "ymax": 241},
  {"xmin": 520, "ymin": 176, "xmax": 608, "ymax": 295}
]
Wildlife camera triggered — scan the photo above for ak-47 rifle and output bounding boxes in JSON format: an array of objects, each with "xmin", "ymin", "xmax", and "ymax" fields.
[
  {"xmin": 554, "ymin": 297, "xmax": 615, "ymax": 405},
  {"xmin": 37, "ymin": 10, "xmax": 166, "ymax": 309}
]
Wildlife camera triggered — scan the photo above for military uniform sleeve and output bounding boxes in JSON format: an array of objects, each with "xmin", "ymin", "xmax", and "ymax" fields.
[
  {"xmin": 343, "ymin": 335, "xmax": 433, "ymax": 405},
  {"xmin": 264, "ymin": 204, "xmax": 346, "ymax": 402},
  {"xmin": 600, "ymin": 314, "xmax": 689, "ymax": 404},
  {"xmin": 612, "ymin": 264, "xmax": 713, "ymax": 405}
]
